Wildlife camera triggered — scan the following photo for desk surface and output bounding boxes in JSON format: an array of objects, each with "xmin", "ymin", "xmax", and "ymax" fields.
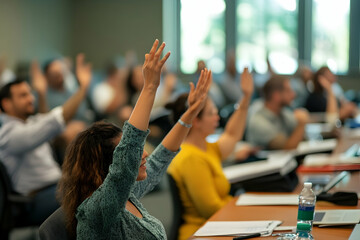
[{"xmin": 190, "ymin": 172, "xmax": 360, "ymax": 240}]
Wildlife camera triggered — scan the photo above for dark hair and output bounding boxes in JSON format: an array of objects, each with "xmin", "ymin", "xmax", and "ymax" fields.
[
  {"xmin": 43, "ymin": 58, "xmax": 58, "ymax": 75},
  {"xmin": 262, "ymin": 75, "xmax": 288, "ymax": 101},
  {"xmin": 313, "ymin": 66, "xmax": 330, "ymax": 93},
  {"xmin": 57, "ymin": 121, "xmax": 122, "ymax": 239},
  {"xmin": 0, "ymin": 78, "xmax": 26, "ymax": 112},
  {"xmin": 165, "ymin": 93, "xmax": 206, "ymax": 125},
  {"xmin": 106, "ymin": 64, "xmax": 119, "ymax": 78}
]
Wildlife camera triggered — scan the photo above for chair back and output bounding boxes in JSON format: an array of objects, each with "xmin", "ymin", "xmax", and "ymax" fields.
[
  {"xmin": 39, "ymin": 207, "xmax": 68, "ymax": 240},
  {"xmin": 167, "ymin": 173, "xmax": 184, "ymax": 240},
  {"xmin": 0, "ymin": 161, "xmax": 14, "ymax": 230}
]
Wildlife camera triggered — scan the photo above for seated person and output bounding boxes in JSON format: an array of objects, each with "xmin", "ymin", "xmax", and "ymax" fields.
[
  {"xmin": 247, "ymin": 75, "xmax": 309, "ymax": 150},
  {"xmin": 57, "ymin": 40, "xmax": 212, "ymax": 239},
  {"xmin": 305, "ymin": 66, "xmax": 357, "ymax": 121},
  {"xmin": 0, "ymin": 54, "xmax": 92, "ymax": 224},
  {"xmin": 166, "ymin": 68, "xmax": 254, "ymax": 240},
  {"xmin": 91, "ymin": 63, "xmax": 128, "ymax": 120},
  {"xmin": 291, "ymin": 64, "xmax": 313, "ymax": 108}
]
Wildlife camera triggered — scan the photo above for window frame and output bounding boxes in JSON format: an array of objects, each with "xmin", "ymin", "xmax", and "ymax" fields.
[{"xmin": 163, "ymin": 0, "xmax": 360, "ymax": 77}]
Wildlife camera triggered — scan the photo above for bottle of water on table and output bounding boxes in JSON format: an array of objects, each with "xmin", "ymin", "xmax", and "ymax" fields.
[{"xmin": 295, "ymin": 182, "xmax": 316, "ymax": 240}]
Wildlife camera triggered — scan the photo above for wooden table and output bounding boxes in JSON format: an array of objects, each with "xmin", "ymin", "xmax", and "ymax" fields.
[{"xmin": 189, "ymin": 171, "xmax": 360, "ymax": 240}]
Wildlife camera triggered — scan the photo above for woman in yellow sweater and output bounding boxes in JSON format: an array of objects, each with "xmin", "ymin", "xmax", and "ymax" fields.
[{"xmin": 166, "ymin": 68, "xmax": 254, "ymax": 240}]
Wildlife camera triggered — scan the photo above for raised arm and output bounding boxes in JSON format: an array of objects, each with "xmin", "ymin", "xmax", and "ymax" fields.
[
  {"xmin": 128, "ymin": 39, "xmax": 170, "ymax": 131},
  {"xmin": 218, "ymin": 67, "xmax": 253, "ymax": 159},
  {"xmin": 319, "ymin": 75, "xmax": 339, "ymax": 124},
  {"xmin": 62, "ymin": 54, "xmax": 92, "ymax": 123},
  {"xmin": 30, "ymin": 61, "xmax": 48, "ymax": 113},
  {"xmin": 162, "ymin": 69, "xmax": 212, "ymax": 151}
]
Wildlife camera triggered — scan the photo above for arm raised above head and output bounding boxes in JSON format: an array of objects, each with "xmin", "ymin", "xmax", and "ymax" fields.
[{"xmin": 62, "ymin": 54, "xmax": 92, "ymax": 123}]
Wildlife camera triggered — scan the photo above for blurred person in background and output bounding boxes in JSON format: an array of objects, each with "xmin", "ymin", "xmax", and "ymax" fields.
[
  {"xmin": 0, "ymin": 54, "xmax": 92, "ymax": 224},
  {"xmin": 167, "ymin": 67, "xmax": 254, "ymax": 240},
  {"xmin": 247, "ymin": 75, "xmax": 309, "ymax": 150},
  {"xmin": 305, "ymin": 66, "xmax": 357, "ymax": 121},
  {"xmin": 291, "ymin": 64, "xmax": 313, "ymax": 109}
]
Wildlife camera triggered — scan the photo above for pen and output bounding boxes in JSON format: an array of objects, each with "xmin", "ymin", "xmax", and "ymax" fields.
[{"xmin": 233, "ymin": 232, "xmax": 261, "ymax": 240}]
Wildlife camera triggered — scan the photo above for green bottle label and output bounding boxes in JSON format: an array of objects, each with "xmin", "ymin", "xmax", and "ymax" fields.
[{"xmin": 297, "ymin": 205, "xmax": 315, "ymax": 221}]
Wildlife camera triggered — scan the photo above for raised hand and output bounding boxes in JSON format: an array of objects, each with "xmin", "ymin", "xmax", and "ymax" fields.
[
  {"xmin": 240, "ymin": 67, "xmax": 254, "ymax": 97},
  {"xmin": 76, "ymin": 54, "xmax": 92, "ymax": 90},
  {"xmin": 30, "ymin": 60, "xmax": 47, "ymax": 95},
  {"xmin": 318, "ymin": 75, "xmax": 332, "ymax": 93},
  {"xmin": 187, "ymin": 68, "xmax": 212, "ymax": 115},
  {"xmin": 142, "ymin": 39, "xmax": 171, "ymax": 90}
]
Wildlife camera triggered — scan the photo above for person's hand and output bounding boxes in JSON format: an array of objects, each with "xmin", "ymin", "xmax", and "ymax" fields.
[
  {"xmin": 294, "ymin": 108, "xmax": 309, "ymax": 125},
  {"xmin": 187, "ymin": 68, "xmax": 212, "ymax": 115},
  {"xmin": 142, "ymin": 39, "xmax": 170, "ymax": 91},
  {"xmin": 318, "ymin": 75, "xmax": 332, "ymax": 93},
  {"xmin": 30, "ymin": 61, "xmax": 47, "ymax": 95},
  {"xmin": 240, "ymin": 67, "xmax": 254, "ymax": 97},
  {"xmin": 76, "ymin": 54, "xmax": 92, "ymax": 90}
]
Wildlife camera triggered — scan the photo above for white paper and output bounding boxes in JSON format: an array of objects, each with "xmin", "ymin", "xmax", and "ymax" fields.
[
  {"xmin": 194, "ymin": 220, "xmax": 282, "ymax": 237},
  {"xmin": 236, "ymin": 194, "xmax": 299, "ymax": 206}
]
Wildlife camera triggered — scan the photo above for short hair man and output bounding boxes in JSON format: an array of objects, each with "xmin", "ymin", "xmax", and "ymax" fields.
[
  {"xmin": 247, "ymin": 75, "xmax": 309, "ymax": 150},
  {"xmin": 0, "ymin": 54, "xmax": 91, "ymax": 224}
]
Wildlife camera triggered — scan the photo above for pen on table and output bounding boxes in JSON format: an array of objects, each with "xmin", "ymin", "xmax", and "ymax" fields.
[{"xmin": 233, "ymin": 232, "xmax": 261, "ymax": 240}]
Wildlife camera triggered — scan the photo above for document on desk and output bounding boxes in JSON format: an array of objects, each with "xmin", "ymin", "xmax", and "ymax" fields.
[
  {"xmin": 236, "ymin": 194, "xmax": 299, "ymax": 206},
  {"xmin": 193, "ymin": 220, "xmax": 282, "ymax": 237}
]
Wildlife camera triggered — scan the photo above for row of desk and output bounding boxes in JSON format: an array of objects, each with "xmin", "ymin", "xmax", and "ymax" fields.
[{"xmin": 190, "ymin": 129, "xmax": 360, "ymax": 240}]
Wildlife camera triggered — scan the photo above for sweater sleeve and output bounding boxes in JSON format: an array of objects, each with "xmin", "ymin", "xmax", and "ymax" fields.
[
  {"xmin": 76, "ymin": 121, "xmax": 149, "ymax": 227},
  {"xmin": 182, "ymin": 156, "xmax": 232, "ymax": 219},
  {"xmin": 132, "ymin": 144, "xmax": 179, "ymax": 199}
]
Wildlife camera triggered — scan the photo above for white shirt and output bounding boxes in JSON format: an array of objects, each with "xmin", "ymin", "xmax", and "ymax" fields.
[{"xmin": 0, "ymin": 107, "xmax": 65, "ymax": 195}]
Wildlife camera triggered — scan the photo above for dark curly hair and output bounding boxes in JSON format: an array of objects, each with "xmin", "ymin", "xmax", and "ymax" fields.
[{"xmin": 57, "ymin": 121, "xmax": 122, "ymax": 239}]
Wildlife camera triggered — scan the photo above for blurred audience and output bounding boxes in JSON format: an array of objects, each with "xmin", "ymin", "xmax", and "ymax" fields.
[
  {"xmin": 291, "ymin": 64, "xmax": 313, "ymax": 108},
  {"xmin": 305, "ymin": 66, "xmax": 357, "ymax": 121},
  {"xmin": 0, "ymin": 54, "xmax": 92, "ymax": 224},
  {"xmin": 247, "ymin": 75, "xmax": 309, "ymax": 150}
]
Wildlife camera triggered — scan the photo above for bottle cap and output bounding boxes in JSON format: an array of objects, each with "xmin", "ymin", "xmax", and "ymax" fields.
[{"xmin": 304, "ymin": 182, "xmax": 312, "ymax": 188}]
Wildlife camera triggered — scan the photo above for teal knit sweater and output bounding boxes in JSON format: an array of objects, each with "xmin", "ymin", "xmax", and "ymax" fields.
[{"xmin": 76, "ymin": 121, "xmax": 178, "ymax": 239}]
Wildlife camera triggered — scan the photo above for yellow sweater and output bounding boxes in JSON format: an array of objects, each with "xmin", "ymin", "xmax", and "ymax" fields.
[{"xmin": 167, "ymin": 142, "xmax": 233, "ymax": 240}]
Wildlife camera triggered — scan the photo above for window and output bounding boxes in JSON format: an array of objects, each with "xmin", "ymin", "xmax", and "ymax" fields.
[
  {"xmin": 236, "ymin": 0, "xmax": 298, "ymax": 74},
  {"xmin": 180, "ymin": 0, "xmax": 226, "ymax": 74},
  {"xmin": 312, "ymin": 0, "xmax": 350, "ymax": 73}
]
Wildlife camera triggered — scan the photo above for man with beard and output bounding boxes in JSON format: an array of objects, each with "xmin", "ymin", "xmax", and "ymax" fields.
[
  {"xmin": 247, "ymin": 75, "xmax": 309, "ymax": 150},
  {"xmin": 0, "ymin": 54, "xmax": 91, "ymax": 224}
]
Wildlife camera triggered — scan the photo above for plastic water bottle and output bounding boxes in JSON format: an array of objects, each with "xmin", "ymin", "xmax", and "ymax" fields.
[{"xmin": 295, "ymin": 182, "xmax": 316, "ymax": 240}]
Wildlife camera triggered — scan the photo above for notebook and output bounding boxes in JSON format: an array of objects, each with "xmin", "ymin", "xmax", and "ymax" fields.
[{"xmin": 313, "ymin": 210, "xmax": 360, "ymax": 225}]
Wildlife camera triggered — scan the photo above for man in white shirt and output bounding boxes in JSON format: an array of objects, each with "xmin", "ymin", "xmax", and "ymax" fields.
[{"xmin": 0, "ymin": 54, "xmax": 91, "ymax": 224}]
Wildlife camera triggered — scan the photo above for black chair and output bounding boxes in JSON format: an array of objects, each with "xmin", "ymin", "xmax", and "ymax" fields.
[
  {"xmin": 0, "ymin": 161, "xmax": 35, "ymax": 240},
  {"xmin": 39, "ymin": 207, "xmax": 68, "ymax": 240},
  {"xmin": 167, "ymin": 173, "xmax": 184, "ymax": 240}
]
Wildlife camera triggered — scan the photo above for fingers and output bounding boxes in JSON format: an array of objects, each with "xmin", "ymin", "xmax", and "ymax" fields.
[
  {"xmin": 189, "ymin": 82, "xmax": 195, "ymax": 95},
  {"xmin": 204, "ymin": 70, "xmax": 212, "ymax": 94},
  {"xmin": 155, "ymin": 42, "xmax": 166, "ymax": 60},
  {"xmin": 159, "ymin": 51, "xmax": 171, "ymax": 66},
  {"xmin": 148, "ymin": 39, "xmax": 159, "ymax": 60}
]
